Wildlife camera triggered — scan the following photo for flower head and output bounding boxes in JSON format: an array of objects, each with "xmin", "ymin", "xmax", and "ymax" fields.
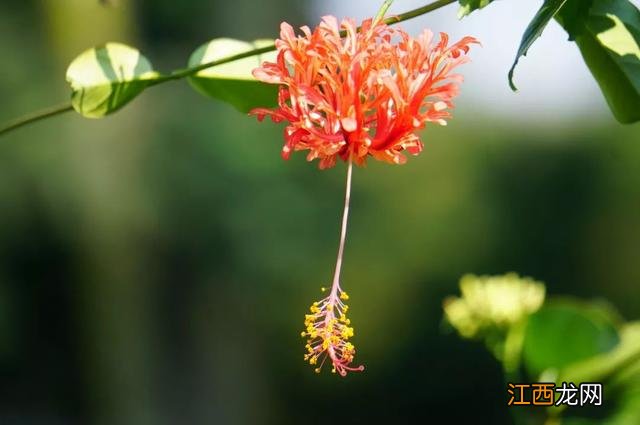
[
  {"xmin": 250, "ymin": 16, "xmax": 478, "ymax": 169},
  {"xmin": 444, "ymin": 273, "xmax": 546, "ymax": 339},
  {"xmin": 301, "ymin": 286, "xmax": 363, "ymax": 376}
]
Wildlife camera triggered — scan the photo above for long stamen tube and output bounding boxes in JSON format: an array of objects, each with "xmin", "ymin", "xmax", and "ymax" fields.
[{"xmin": 301, "ymin": 161, "xmax": 364, "ymax": 376}]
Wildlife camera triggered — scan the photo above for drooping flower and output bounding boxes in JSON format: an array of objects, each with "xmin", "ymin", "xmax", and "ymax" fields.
[
  {"xmin": 302, "ymin": 286, "xmax": 362, "ymax": 376},
  {"xmin": 250, "ymin": 16, "xmax": 478, "ymax": 169},
  {"xmin": 252, "ymin": 13, "xmax": 478, "ymax": 377}
]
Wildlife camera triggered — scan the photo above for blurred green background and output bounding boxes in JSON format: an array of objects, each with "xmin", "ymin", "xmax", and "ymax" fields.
[{"xmin": 1, "ymin": 1, "xmax": 639, "ymax": 424}]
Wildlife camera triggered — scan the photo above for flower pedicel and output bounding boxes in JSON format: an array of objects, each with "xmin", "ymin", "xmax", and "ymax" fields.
[{"xmin": 251, "ymin": 14, "xmax": 478, "ymax": 376}]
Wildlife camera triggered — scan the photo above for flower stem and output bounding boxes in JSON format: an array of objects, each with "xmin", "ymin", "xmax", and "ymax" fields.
[
  {"xmin": 0, "ymin": 0, "xmax": 458, "ymax": 138},
  {"xmin": 374, "ymin": 0, "xmax": 395, "ymax": 25},
  {"xmin": 330, "ymin": 160, "xmax": 353, "ymax": 299},
  {"xmin": 383, "ymin": 0, "xmax": 456, "ymax": 24}
]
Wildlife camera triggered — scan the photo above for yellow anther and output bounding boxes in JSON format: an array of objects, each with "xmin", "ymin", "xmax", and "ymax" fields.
[
  {"xmin": 341, "ymin": 327, "xmax": 354, "ymax": 338},
  {"xmin": 321, "ymin": 287, "xmax": 327, "ymax": 292},
  {"xmin": 301, "ymin": 294, "xmax": 361, "ymax": 375}
]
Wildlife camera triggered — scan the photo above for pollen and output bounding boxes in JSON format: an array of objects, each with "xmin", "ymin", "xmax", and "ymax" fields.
[{"xmin": 301, "ymin": 287, "xmax": 364, "ymax": 376}]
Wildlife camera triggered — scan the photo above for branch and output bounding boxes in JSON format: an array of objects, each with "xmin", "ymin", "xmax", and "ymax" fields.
[
  {"xmin": 0, "ymin": 103, "xmax": 73, "ymax": 137},
  {"xmin": 0, "ymin": 0, "xmax": 457, "ymax": 138}
]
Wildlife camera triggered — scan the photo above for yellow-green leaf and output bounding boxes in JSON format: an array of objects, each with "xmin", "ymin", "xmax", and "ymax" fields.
[
  {"xmin": 187, "ymin": 38, "xmax": 278, "ymax": 113},
  {"xmin": 66, "ymin": 42, "xmax": 159, "ymax": 118}
]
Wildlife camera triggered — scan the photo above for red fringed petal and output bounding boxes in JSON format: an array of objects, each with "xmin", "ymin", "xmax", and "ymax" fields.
[{"xmin": 250, "ymin": 16, "xmax": 479, "ymax": 169}]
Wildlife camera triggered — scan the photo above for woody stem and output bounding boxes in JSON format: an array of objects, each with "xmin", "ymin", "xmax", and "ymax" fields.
[{"xmin": 330, "ymin": 160, "xmax": 353, "ymax": 300}]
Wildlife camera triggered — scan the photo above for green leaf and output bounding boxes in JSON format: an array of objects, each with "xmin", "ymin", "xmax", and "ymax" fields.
[
  {"xmin": 557, "ymin": 323, "xmax": 640, "ymax": 425},
  {"xmin": 457, "ymin": 0, "xmax": 495, "ymax": 18},
  {"xmin": 187, "ymin": 38, "xmax": 278, "ymax": 113},
  {"xmin": 508, "ymin": 0, "xmax": 569, "ymax": 90},
  {"xmin": 556, "ymin": 0, "xmax": 640, "ymax": 123},
  {"xmin": 557, "ymin": 322, "xmax": 640, "ymax": 386},
  {"xmin": 66, "ymin": 43, "xmax": 159, "ymax": 118},
  {"xmin": 522, "ymin": 298, "xmax": 620, "ymax": 379}
]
